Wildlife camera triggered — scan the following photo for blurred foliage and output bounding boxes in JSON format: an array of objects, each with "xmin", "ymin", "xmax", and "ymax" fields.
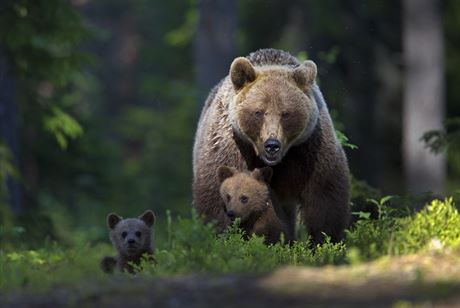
[
  {"xmin": 444, "ymin": 0, "xmax": 460, "ymax": 188},
  {"xmin": 0, "ymin": 143, "xmax": 18, "ymax": 183},
  {"xmin": 421, "ymin": 117, "xmax": 460, "ymax": 193},
  {"xmin": 0, "ymin": 242, "xmax": 111, "ymax": 291},
  {"xmin": 0, "ymin": 143, "xmax": 19, "ymax": 246},
  {"xmin": 422, "ymin": 117, "xmax": 460, "ymax": 156},
  {"xmin": 0, "ymin": 0, "xmax": 90, "ymax": 146},
  {"xmin": 0, "ymin": 0, "xmax": 91, "ymax": 245}
]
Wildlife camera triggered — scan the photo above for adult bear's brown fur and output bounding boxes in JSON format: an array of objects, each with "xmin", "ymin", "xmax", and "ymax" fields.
[
  {"xmin": 218, "ymin": 166, "xmax": 292, "ymax": 245},
  {"xmin": 193, "ymin": 49, "xmax": 350, "ymax": 243}
]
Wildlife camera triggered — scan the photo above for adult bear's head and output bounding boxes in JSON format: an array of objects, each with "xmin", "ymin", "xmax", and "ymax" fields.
[{"xmin": 229, "ymin": 57, "xmax": 319, "ymax": 166}]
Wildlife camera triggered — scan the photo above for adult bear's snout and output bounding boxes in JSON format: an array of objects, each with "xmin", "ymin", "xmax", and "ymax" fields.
[{"xmin": 264, "ymin": 138, "xmax": 281, "ymax": 155}]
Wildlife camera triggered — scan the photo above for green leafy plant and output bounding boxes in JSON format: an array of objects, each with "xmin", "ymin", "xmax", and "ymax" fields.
[
  {"xmin": 44, "ymin": 107, "xmax": 83, "ymax": 150},
  {"xmin": 366, "ymin": 195, "xmax": 398, "ymax": 220},
  {"xmin": 336, "ymin": 129, "xmax": 358, "ymax": 150},
  {"xmin": 391, "ymin": 198, "xmax": 460, "ymax": 254}
]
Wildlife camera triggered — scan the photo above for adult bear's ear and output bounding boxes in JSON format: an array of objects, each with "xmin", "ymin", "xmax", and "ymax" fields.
[
  {"xmin": 252, "ymin": 167, "xmax": 273, "ymax": 184},
  {"xmin": 139, "ymin": 210, "xmax": 155, "ymax": 227},
  {"xmin": 107, "ymin": 213, "xmax": 122, "ymax": 229},
  {"xmin": 217, "ymin": 166, "xmax": 237, "ymax": 184},
  {"xmin": 292, "ymin": 60, "xmax": 317, "ymax": 92},
  {"xmin": 230, "ymin": 57, "xmax": 257, "ymax": 91}
]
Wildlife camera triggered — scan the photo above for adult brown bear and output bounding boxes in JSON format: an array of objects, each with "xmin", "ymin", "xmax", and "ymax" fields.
[{"xmin": 192, "ymin": 49, "xmax": 350, "ymax": 243}]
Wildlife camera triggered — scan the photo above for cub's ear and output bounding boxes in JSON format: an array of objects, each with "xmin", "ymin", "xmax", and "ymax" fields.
[
  {"xmin": 292, "ymin": 60, "xmax": 317, "ymax": 92},
  {"xmin": 230, "ymin": 57, "xmax": 257, "ymax": 91},
  {"xmin": 217, "ymin": 166, "xmax": 237, "ymax": 184},
  {"xmin": 107, "ymin": 213, "xmax": 122, "ymax": 229},
  {"xmin": 139, "ymin": 210, "xmax": 155, "ymax": 227},
  {"xmin": 252, "ymin": 167, "xmax": 273, "ymax": 184}
]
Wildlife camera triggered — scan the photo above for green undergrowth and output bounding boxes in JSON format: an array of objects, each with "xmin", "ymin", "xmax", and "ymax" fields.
[
  {"xmin": 1, "ymin": 198, "xmax": 460, "ymax": 292},
  {"xmin": 139, "ymin": 212, "xmax": 347, "ymax": 277},
  {"xmin": 347, "ymin": 197, "xmax": 460, "ymax": 260}
]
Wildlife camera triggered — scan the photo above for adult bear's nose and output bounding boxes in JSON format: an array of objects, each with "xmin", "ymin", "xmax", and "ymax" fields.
[{"xmin": 264, "ymin": 138, "xmax": 281, "ymax": 155}]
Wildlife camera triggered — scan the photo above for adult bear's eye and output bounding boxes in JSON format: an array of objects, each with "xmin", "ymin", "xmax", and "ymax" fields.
[
  {"xmin": 254, "ymin": 111, "xmax": 263, "ymax": 119},
  {"xmin": 240, "ymin": 195, "xmax": 249, "ymax": 204},
  {"xmin": 121, "ymin": 231, "xmax": 127, "ymax": 238},
  {"xmin": 281, "ymin": 112, "xmax": 290, "ymax": 119},
  {"xmin": 135, "ymin": 231, "xmax": 142, "ymax": 238},
  {"xmin": 226, "ymin": 194, "xmax": 231, "ymax": 202}
]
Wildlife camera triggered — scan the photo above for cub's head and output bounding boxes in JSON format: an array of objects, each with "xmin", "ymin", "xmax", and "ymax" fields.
[
  {"xmin": 107, "ymin": 210, "xmax": 155, "ymax": 257},
  {"xmin": 217, "ymin": 166, "xmax": 273, "ymax": 223},
  {"xmin": 229, "ymin": 57, "xmax": 319, "ymax": 165}
]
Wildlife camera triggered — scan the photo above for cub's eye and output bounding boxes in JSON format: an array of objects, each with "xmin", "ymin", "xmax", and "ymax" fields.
[
  {"xmin": 226, "ymin": 194, "xmax": 231, "ymax": 202},
  {"xmin": 121, "ymin": 231, "xmax": 127, "ymax": 238},
  {"xmin": 254, "ymin": 111, "xmax": 263, "ymax": 119},
  {"xmin": 135, "ymin": 231, "xmax": 142, "ymax": 238},
  {"xmin": 281, "ymin": 112, "xmax": 290, "ymax": 119},
  {"xmin": 240, "ymin": 195, "xmax": 249, "ymax": 204}
]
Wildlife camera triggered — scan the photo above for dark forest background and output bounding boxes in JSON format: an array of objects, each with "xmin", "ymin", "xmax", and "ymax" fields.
[{"xmin": 1, "ymin": 0, "xmax": 459, "ymax": 245}]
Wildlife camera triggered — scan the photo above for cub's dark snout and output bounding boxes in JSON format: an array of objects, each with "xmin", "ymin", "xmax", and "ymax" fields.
[{"xmin": 227, "ymin": 210, "xmax": 236, "ymax": 221}]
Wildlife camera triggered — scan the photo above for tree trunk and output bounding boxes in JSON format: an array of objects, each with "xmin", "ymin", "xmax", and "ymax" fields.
[
  {"xmin": 0, "ymin": 47, "xmax": 23, "ymax": 213},
  {"xmin": 402, "ymin": 0, "xmax": 445, "ymax": 194},
  {"xmin": 194, "ymin": 0, "xmax": 237, "ymax": 102}
]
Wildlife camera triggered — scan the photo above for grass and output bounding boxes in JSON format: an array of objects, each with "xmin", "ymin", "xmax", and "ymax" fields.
[{"xmin": 1, "ymin": 197, "xmax": 460, "ymax": 293}]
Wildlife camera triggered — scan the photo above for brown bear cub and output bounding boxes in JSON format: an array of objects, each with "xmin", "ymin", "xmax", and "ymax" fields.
[
  {"xmin": 218, "ymin": 166, "xmax": 292, "ymax": 245},
  {"xmin": 100, "ymin": 210, "xmax": 155, "ymax": 274}
]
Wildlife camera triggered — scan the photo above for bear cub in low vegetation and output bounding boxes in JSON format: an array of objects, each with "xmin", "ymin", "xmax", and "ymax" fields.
[
  {"xmin": 218, "ymin": 166, "xmax": 292, "ymax": 245},
  {"xmin": 100, "ymin": 210, "xmax": 155, "ymax": 274}
]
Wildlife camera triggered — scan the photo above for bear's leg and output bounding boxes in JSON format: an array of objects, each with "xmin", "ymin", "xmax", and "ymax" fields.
[
  {"xmin": 280, "ymin": 202, "xmax": 298, "ymax": 242},
  {"xmin": 300, "ymin": 176, "xmax": 350, "ymax": 244},
  {"xmin": 192, "ymin": 177, "xmax": 229, "ymax": 232}
]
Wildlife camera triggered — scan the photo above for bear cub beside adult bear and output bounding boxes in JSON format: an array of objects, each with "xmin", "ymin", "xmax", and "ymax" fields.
[
  {"xmin": 100, "ymin": 210, "xmax": 155, "ymax": 274},
  {"xmin": 218, "ymin": 166, "xmax": 292, "ymax": 245}
]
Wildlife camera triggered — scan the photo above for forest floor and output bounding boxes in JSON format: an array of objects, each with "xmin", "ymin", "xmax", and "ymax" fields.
[{"xmin": 3, "ymin": 250, "xmax": 460, "ymax": 308}]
